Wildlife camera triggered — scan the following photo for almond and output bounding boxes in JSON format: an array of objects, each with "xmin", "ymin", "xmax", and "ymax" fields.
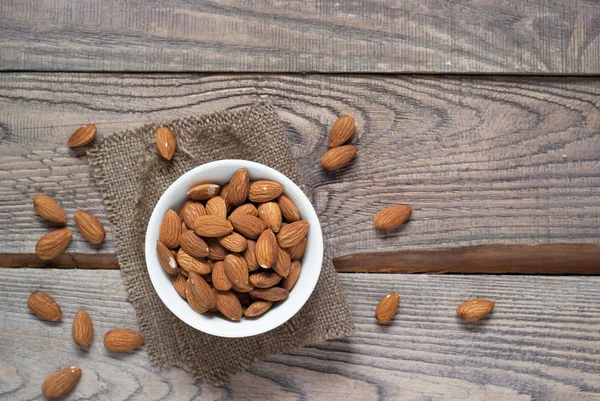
[
  {"xmin": 215, "ymin": 290, "xmax": 243, "ymax": 321},
  {"xmin": 250, "ymin": 287, "xmax": 289, "ymax": 302},
  {"xmin": 155, "ymin": 127, "xmax": 176, "ymax": 160},
  {"xmin": 72, "ymin": 309, "xmax": 93, "ymax": 347},
  {"xmin": 376, "ymin": 292, "xmax": 399, "ymax": 324},
  {"xmin": 277, "ymin": 220, "xmax": 309, "ymax": 248},
  {"xmin": 248, "ymin": 180, "xmax": 284, "ymax": 203},
  {"xmin": 244, "ymin": 240, "xmax": 260, "ymax": 271},
  {"xmin": 374, "ymin": 205, "xmax": 412, "ymax": 231},
  {"xmin": 187, "ymin": 183, "xmax": 220, "ymax": 200},
  {"xmin": 176, "ymin": 248, "xmax": 210, "ymax": 275},
  {"xmin": 188, "ymin": 272, "xmax": 217, "ymax": 310},
  {"xmin": 224, "ymin": 168, "xmax": 250, "ymax": 207},
  {"xmin": 36, "ymin": 229, "xmax": 72, "ymax": 260},
  {"xmin": 205, "ymin": 237, "xmax": 228, "ymax": 260},
  {"xmin": 157, "ymin": 240, "xmax": 179, "ymax": 275},
  {"xmin": 281, "ymin": 260, "xmax": 301, "ymax": 291},
  {"xmin": 228, "ymin": 212, "xmax": 265, "ymax": 239},
  {"xmin": 249, "ymin": 270, "xmax": 282, "ymax": 288},
  {"xmin": 224, "ymin": 254, "xmax": 249, "ymax": 287},
  {"xmin": 42, "ymin": 366, "xmax": 82, "ymax": 398},
  {"xmin": 220, "ymin": 183, "xmax": 230, "ymax": 204},
  {"xmin": 237, "ymin": 291, "xmax": 252, "ymax": 305},
  {"xmin": 159, "ymin": 209, "xmax": 180, "ymax": 248},
  {"xmin": 244, "ymin": 301, "xmax": 273, "ymax": 318},
  {"xmin": 180, "ymin": 268, "xmax": 189, "ymax": 277},
  {"xmin": 206, "ymin": 196, "xmax": 228, "ymax": 219},
  {"xmin": 219, "ymin": 232, "xmax": 247, "ymax": 252},
  {"xmin": 286, "ymin": 237, "xmax": 307, "ymax": 261},
  {"xmin": 230, "ymin": 203, "xmax": 259, "ymax": 218},
  {"xmin": 68, "ymin": 123, "xmax": 96, "ymax": 148},
  {"xmin": 456, "ymin": 299, "xmax": 495, "ymax": 322},
  {"xmin": 277, "ymin": 195, "xmax": 300, "ymax": 222},
  {"xmin": 328, "ymin": 115, "xmax": 356, "ymax": 148},
  {"xmin": 171, "ymin": 273, "xmax": 187, "ymax": 299},
  {"xmin": 256, "ymin": 229, "xmax": 278, "ymax": 268},
  {"xmin": 181, "ymin": 221, "xmax": 188, "ymax": 231},
  {"xmin": 272, "ymin": 247, "xmax": 291, "ymax": 278},
  {"xmin": 232, "ymin": 281, "xmax": 255, "ymax": 293},
  {"xmin": 74, "ymin": 210, "xmax": 105, "ymax": 244},
  {"xmin": 193, "ymin": 215, "xmax": 233, "ymax": 237},
  {"xmin": 258, "ymin": 202, "xmax": 282, "ymax": 233},
  {"xmin": 33, "ymin": 194, "xmax": 67, "ymax": 224},
  {"xmin": 27, "ymin": 291, "xmax": 62, "ymax": 321},
  {"xmin": 320, "ymin": 145, "xmax": 357, "ymax": 171},
  {"xmin": 185, "ymin": 278, "xmax": 208, "ymax": 313},
  {"xmin": 180, "ymin": 201, "xmax": 206, "ymax": 230},
  {"xmin": 179, "ymin": 230, "xmax": 209, "ymax": 258},
  {"xmin": 104, "ymin": 328, "xmax": 144, "ymax": 352},
  {"xmin": 212, "ymin": 261, "xmax": 233, "ymax": 291}
]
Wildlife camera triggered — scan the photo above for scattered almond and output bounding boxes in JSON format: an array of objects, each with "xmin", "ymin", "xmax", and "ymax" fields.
[
  {"xmin": 42, "ymin": 366, "xmax": 82, "ymax": 398},
  {"xmin": 229, "ymin": 212, "xmax": 265, "ymax": 239},
  {"xmin": 277, "ymin": 220, "xmax": 309, "ymax": 248},
  {"xmin": 320, "ymin": 145, "xmax": 357, "ymax": 171},
  {"xmin": 74, "ymin": 210, "xmax": 105, "ymax": 244},
  {"xmin": 272, "ymin": 247, "xmax": 291, "ymax": 278},
  {"xmin": 155, "ymin": 127, "xmax": 177, "ymax": 160},
  {"xmin": 193, "ymin": 215, "xmax": 233, "ymax": 237},
  {"xmin": 72, "ymin": 310, "xmax": 93, "ymax": 347},
  {"xmin": 256, "ymin": 229, "xmax": 278, "ymax": 268},
  {"xmin": 244, "ymin": 301, "xmax": 273, "ymax": 318},
  {"xmin": 287, "ymin": 237, "xmax": 307, "ymax": 261},
  {"xmin": 258, "ymin": 202, "xmax": 282, "ymax": 233},
  {"xmin": 104, "ymin": 328, "xmax": 144, "ymax": 352},
  {"xmin": 374, "ymin": 205, "xmax": 412, "ymax": 231},
  {"xmin": 277, "ymin": 195, "xmax": 300, "ymax": 222},
  {"xmin": 224, "ymin": 254, "xmax": 249, "ymax": 287},
  {"xmin": 224, "ymin": 168, "xmax": 249, "ymax": 207},
  {"xmin": 215, "ymin": 290, "xmax": 243, "ymax": 321},
  {"xmin": 376, "ymin": 292, "xmax": 399, "ymax": 324},
  {"xmin": 27, "ymin": 291, "xmax": 62, "ymax": 321},
  {"xmin": 212, "ymin": 261, "xmax": 233, "ymax": 291},
  {"xmin": 456, "ymin": 299, "xmax": 495, "ymax": 321},
  {"xmin": 230, "ymin": 203, "xmax": 259, "ymax": 218},
  {"xmin": 180, "ymin": 201, "xmax": 206, "ymax": 230},
  {"xmin": 159, "ymin": 209, "xmax": 180, "ymax": 248},
  {"xmin": 179, "ymin": 230, "xmax": 210, "ymax": 258},
  {"xmin": 68, "ymin": 124, "xmax": 97, "ymax": 148},
  {"xmin": 157, "ymin": 240, "xmax": 179, "ymax": 275},
  {"xmin": 219, "ymin": 232, "xmax": 247, "ymax": 252},
  {"xmin": 176, "ymin": 248, "xmax": 211, "ymax": 275},
  {"xmin": 248, "ymin": 180, "xmax": 284, "ymax": 203},
  {"xmin": 328, "ymin": 115, "xmax": 356, "ymax": 148},
  {"xmin": 188, "ymin": 183, "xmax": 220, "ymax": 200},
  {"xmin": 33, "ymin": 194, "xmax": 67, "ymax": 224},
  {"xmin": 249, "ymin": 270, "xmax": 282, "ymax": 288},
  {"xmin": 36, "ymin": 229, "xmax": 72, "ymax": 260},
  {"xmin": 250, "ymin": 287, "xmax": 289, "ymax": 302},
  {"xmin": 281, "ymin": 260, "xmax": 301, "ymax": 291}
]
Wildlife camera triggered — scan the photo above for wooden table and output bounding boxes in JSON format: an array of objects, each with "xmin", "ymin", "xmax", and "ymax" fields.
[{"xmin": 1, "ymin": 1, "xmax": 600, "ymax": 400}]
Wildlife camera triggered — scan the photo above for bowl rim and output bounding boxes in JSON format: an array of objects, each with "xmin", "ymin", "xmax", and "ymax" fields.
[{"xmin": 144, "ymin": 159, "xmax": 323, "ymax": 337}]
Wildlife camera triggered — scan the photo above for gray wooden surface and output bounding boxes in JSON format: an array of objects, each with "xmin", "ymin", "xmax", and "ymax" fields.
[
  {"xmin": 1, "ymin": 73, "xmax": 599, "ymax": 263},
  {"xmin": 1, "ymin": 0, "xmax": 599, "ymax": 74},
  {"xmin": 2, "ymin": 269, "xmax": 599, "ymax": 401}
]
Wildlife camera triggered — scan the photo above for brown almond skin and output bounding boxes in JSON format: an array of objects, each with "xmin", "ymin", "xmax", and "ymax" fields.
[
  {"xmin": 72, "ymin": 309, "xmax": 94, "ymax": 347},
  {"xmin": 188, "ymin": 272, "xmax": 217, "ymax": 310},
  {"xmin": 180, "ymin": 201, "xmax": 206, "ymax": 230},
  {"xmin": 185, "ymin": 279, "xmax": 208, "ymax": 313},
  {"xmin": 249, "ymin": 270, "xmax": 283, "ymax": 288},
  {"xmin": 228, "ymin": 213, "xmax": 266, "ymax": 240},
  {"xmin": 277, "ymin": 195, "xmax": 300, "ymax": 222},
  {"xmin": 320, "ymin": 145, "xmax": 357, "ymax": 171},
  {"xmin": 376, "ymin": 292, "xmax": 399, "ymax": 324},
  {"xmin": 68, "ymin": 124, "xmax": 96, "ymax": 148},
  {"xmin": 179, "ymin": 230, "xmax": 210, "ymax": 258},
  {"xmin": 157, "ymin": 240, "xmax": 179, "ymax": 275},
  {"xmin": 258, "ymin": 202, "xmax": 282, "ymax": 233},
  {"xmin": 193, "ymin": 215, "xmax": 233, "ymax": 237},
  {"xmin": 159, "ymin": 209, "xmax": 181, "ymax": 248},
  {"xmin": 244, "ymin": 301, "xmax": 273, "ymax": 318},
  {"xmin": 42, "ymin": 367, "xmax": 82, "ymax": 398},
  {"xmin": 205, "ymin": 196, "xmax": 227, "ymax": 219},
  {"xmin": 28, "ymin": 291, "xmax": 62, "ymax": 321},
  {"xmin": 33, "ymin": 194, "xmax": 67, "ymax": 224},
  {"xmin": 176, "ymin": 248, "xmax": 211, "ymax": 275},
  {"xmin": 212, "ymin": 261, "xmax": 233, "ymax": 291},
  {"xmin": 156, "ymin": 127, "xmax": 177, "ymax": 160},
  {"xmin": 104, "ymin": 328, "xmax": 144, "ymax": 352},
  {"xmin": 277, "ymin": 220, "xmax": 310, "ymax": 248},
  {"xmin": 287, "ymin": 237, "xmax": 307, "ymax": 261},
  {"xmin": 36, "ymin": 229, "xmax": 72, "ymax": 260},
  {"xmin": 250, "ymin": 287, "xmax": 289, "ymax": 302},
  {"xmin": 74, "ymin": 210, "xmax": 106, "ymax": 244},
  {"xmin": 281, "ymin": 260, "xmax": 301, "ymax": 291},
  {"xmin": 231, "ymin": 281, "xmax": 255, "ymax": 293},
  {"xmin": 256, "ymin": 229, "xmax": 278, "ymax": 268},
  {"xmin": 230, "ymin": 203, "xmax": 259, "ymax": 218},
  {"xmin": 244, "ymin": 240, "xmax": 260, "ymax": 271},
  {"xmin": 225, "ymin": 168, "xmax": 250, "ymax": 207},
  {"xmin": 272, "ymin": 247, "xmax": 291, "ymax": 278},
  {"xmin": 218, "ymin": 232, "xmax": 248, "ymax": 252},
  {"xmin": 224, "ymin": 254, "xmax": 249, "ymax": 287},
  {"xmin": 171, "ymin": 273, "xmax": 187, "ymax": 299},
  {"xmin": 205, "ymin": 237, "xmax": 228, "ymax": 261},
  {"xmin": 374, "ymin": 205, "xmax": 412, "ymax": 231},
  {"xmin": 248, "ymin": 180, "xmax": 284, "ymax": 203},
  {"xmin": 215, "ymin": 290, "xmax": 243, "ymax": 321},
  {"xmin": 456, "ymin": 299, "xmax": 495, "ymax": 322},
  {"xmin": 187, "ymin": 183, "xmax": 220, "ymax": 200},
  {"xmin": 328, "ymin": 115, "xmax": 356, "ymax": 148}
]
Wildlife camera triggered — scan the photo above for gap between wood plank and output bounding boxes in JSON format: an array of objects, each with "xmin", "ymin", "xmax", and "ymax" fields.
[{"xmin": 2, "ymin": 244, "xmax": 599, "ymax": 274}]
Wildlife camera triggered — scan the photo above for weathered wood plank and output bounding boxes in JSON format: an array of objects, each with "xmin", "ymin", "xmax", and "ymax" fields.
[
  {"xmin": 1, "ymin": 269, "xmax": 599, "ymax": 400},
  {"xmin": 1, "ymin": 73, "xmax": 599, "ymax": 267},
  {"xmin": 1, "ymin": 0, "xmax": 599, "ymax": 73}
]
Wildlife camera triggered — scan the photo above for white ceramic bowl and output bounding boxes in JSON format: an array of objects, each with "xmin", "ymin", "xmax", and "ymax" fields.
[{"xmin": 145, "ymin": 160, "xmax": 323, "ymax": 338}]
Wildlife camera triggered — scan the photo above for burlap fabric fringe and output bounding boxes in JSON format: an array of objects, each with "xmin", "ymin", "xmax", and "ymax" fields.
[{"xmin": 87, "ymin": 104, "xmax": 354, "ymax": 385}]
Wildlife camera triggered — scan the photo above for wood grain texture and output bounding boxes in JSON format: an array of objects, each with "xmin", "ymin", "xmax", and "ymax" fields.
[
  {"xmin": 1, "ymin": 0, "xmax": 600, "ymax": 73},
  {"xmin": 1, "ymin": 73, "xmax": 599, "ymax": 266},
  {"xmin": 1, "ymin": 269, "xmax": 599, "ymax": 400}
]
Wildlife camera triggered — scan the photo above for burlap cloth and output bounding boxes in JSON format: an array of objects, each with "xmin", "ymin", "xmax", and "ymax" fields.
[{"xmin": 87, "ymin": 103, "xmax": 354, "ymax": 385}]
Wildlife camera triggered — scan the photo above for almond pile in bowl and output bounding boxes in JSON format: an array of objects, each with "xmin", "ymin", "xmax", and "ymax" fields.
[{"xmin": 157, "ymin": 168, "xmax": 309, "ymax": 321}]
